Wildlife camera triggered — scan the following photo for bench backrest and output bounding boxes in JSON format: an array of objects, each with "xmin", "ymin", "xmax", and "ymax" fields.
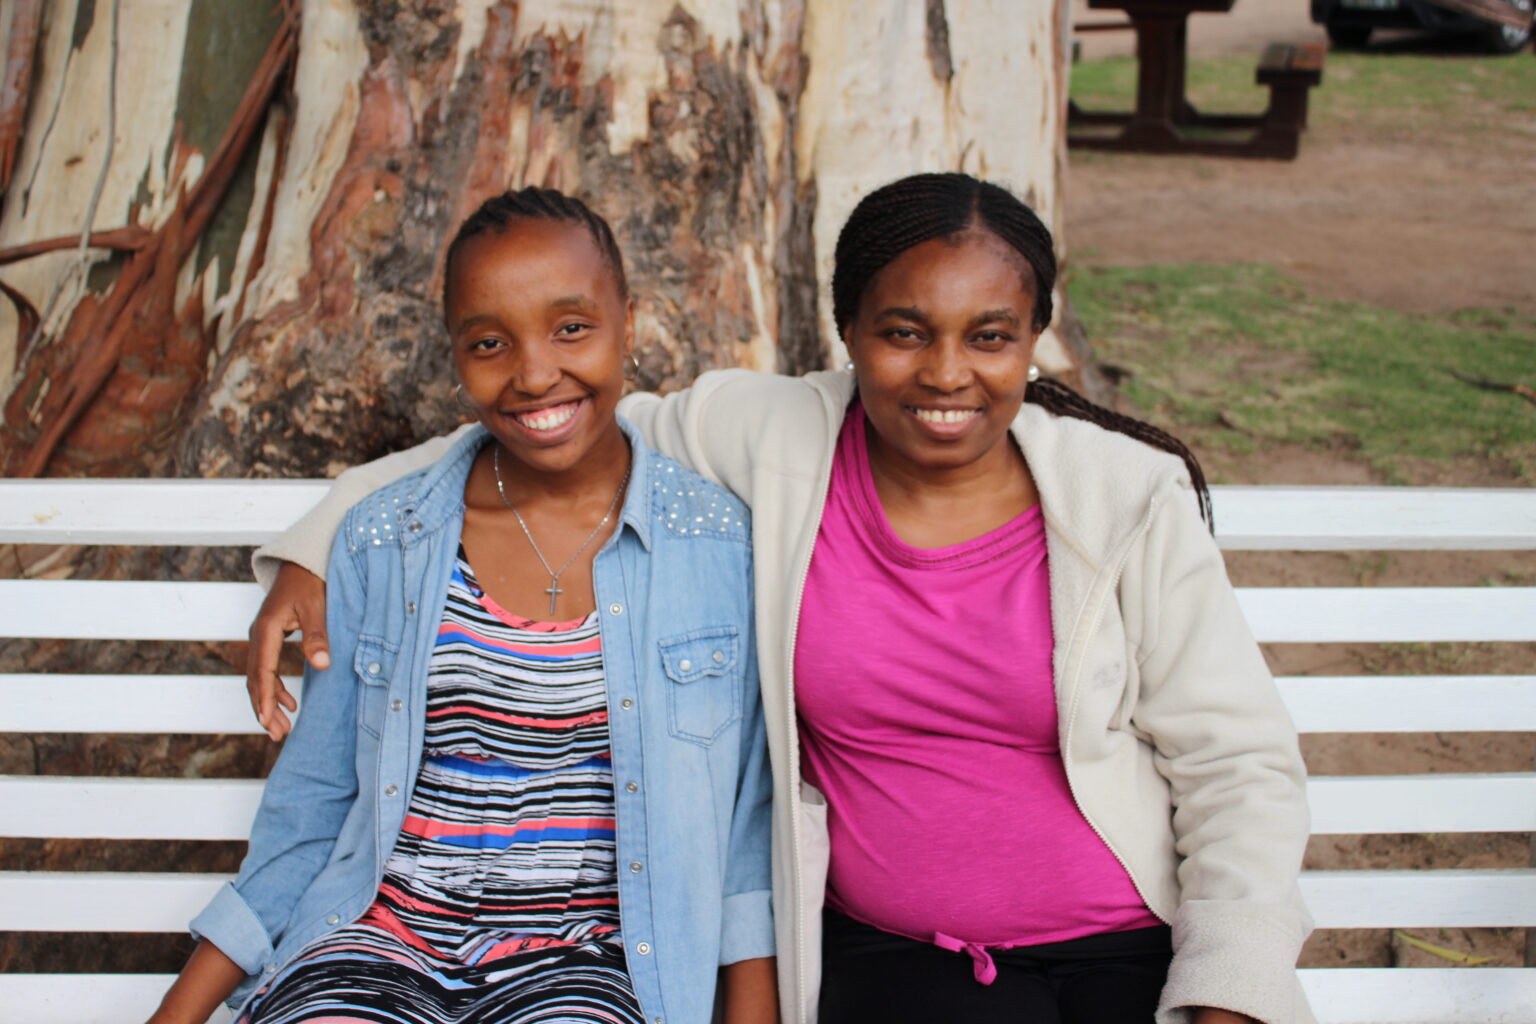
[{"xmin": 2, "ymin": 480, "xmax": 1534, "ymax": 1023}]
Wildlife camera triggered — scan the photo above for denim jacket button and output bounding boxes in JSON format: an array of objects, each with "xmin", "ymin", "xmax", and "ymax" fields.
[
  {"xmin": 712, "ymin": 650, "xmax": 725, "ymax": 664},
  {"xmin": 406, "ymin": 602, "xmax": 417, "ymax": 615},
  {"xmin": 367, "ymin": 662, "xmax": 381, "ymax": 675},
  {"xmin": 620, "ymin": 698, "xmax": 634, "ymax": 710},
  {"xmin": 630, "ymin": 861, "xmax": 643, "ymax": 873},
  {"xmin": 326, "ymin": 914, "xmax": 340, "ymax": 925},
  {"xmin": 265, "ymin": 963, "xmax": 277, "ymax": 974},
  {"xmin": 678, "ymin": 659, "xmax": 693, "ymax": 673},
  {"xmin": 385, "ymin": 784, "xmax": 398, "ymax": 797},
  {"xmin": 625, "ymin": 781, "xmax": 639, "ymax": 793},
  {"xmin": 408, "ymin": 520, "xmax": 423, "ymax": 533},
  {"xmin": 390, "ymin": 699, "xmax": 402, "ymax": 711},
  {"xmin": 609, "ymin": 603, "xmax": 623, "ymax": 615},
  {"xmin": 635, "ymin": 942, "xmax": 651, "ymax": 955}
]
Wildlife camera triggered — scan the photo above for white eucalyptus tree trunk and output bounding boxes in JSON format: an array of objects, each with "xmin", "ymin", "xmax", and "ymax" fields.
[{"xmin": 0, "ymin": 0, "xmax": 1074, "ymax": 479}]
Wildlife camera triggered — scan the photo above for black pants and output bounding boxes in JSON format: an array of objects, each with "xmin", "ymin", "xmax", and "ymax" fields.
[{"xmin": 818, "ymin": 909, "xmax": 1172, "ymax": 1024}]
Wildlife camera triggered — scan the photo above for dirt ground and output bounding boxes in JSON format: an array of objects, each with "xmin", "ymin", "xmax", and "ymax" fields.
[
  {"xmin": 1068, "ymin": 3, "xmax": 1536, "ymax": 315},
  {"xmin": 1066, "ymin": 12, "xmax": 1535, "ymax": 970}
]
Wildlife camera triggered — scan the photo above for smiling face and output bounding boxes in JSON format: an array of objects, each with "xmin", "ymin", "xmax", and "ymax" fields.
[
  {"xmin": 446, "ymin": 217, "xmax": 632, "ymax": 478},
  {"xmin": 843, "ymin": 228, "xmax": 1041, "ymax": 479}
]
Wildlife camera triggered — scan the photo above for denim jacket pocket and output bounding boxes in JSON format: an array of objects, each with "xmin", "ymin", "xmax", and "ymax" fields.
[
  {"xmin": 659, "ymin": 626, "xmax": 741, "ymax": 746},
  {"xmin": 353, "ymin": 638, "xmax": 396, "ymax": 740}
]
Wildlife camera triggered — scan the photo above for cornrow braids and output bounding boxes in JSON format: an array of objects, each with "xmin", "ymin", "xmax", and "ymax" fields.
[
  {"xmin": 833, "ymin": 172, "xmax": 1213, "ymax": 530},
  {"xmin": 832, "ymin": 172, "xmax": 1056, "ymax": 336},
  {"xmin": 442, "ymin": 186, "xmax": 628, "ymax": 312}
]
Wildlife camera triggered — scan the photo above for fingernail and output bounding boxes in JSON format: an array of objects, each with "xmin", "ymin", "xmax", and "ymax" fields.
[{"xmin": 314, "ymin": 652, "xmax": 330, "ymax": 669}]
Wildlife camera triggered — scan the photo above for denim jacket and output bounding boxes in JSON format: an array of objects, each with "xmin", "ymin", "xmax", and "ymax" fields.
[{"xmin": 192, "ymin": 421, "xmax": 774, "ymax": 1023}]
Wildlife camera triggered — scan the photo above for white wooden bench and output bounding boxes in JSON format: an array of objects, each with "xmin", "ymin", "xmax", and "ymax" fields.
[{"xmin": 2, "ymin": 480, "xmax": 1535, "ymax": 1023}]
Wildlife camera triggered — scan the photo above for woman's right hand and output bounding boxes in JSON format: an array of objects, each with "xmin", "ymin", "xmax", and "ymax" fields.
[{"xmin": 245, "ymin": 562, "xmax": 329, "ymax": 741}]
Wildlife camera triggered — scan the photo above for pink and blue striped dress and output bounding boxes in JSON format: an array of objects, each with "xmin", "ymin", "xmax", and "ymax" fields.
[{"xmin": 243, "ymin": 550, "xmax": 642, "ymax": 1024}]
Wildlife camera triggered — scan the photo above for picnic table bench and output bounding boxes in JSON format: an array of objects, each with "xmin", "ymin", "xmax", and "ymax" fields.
[
  {"xmin": 1069, "ymin": 0, "xmax": 1326, "ymax": 160},
  {"xmin": 3, "ymin": 479, "xmax": 1536, "ymax": 1022}
]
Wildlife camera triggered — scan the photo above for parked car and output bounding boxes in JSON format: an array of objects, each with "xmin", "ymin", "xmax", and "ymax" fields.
[{"xmin": 1312, "ymin": 0, "xmax": 1534, "ymax": 53}]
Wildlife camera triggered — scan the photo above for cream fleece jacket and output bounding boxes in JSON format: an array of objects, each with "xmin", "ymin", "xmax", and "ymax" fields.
[{"xmin": 255, "ymin": 369, "xmax": 1314, "ymax": 1024}]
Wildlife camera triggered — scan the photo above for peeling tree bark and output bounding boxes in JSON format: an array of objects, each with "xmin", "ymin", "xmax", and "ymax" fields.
[
  {"xmin": 0, "ymin": 0, "xmax": 45, "ymax": 196},
  {"xmin": 0, "ymin": 0, "xmax": 1076, "ymax": 481}
]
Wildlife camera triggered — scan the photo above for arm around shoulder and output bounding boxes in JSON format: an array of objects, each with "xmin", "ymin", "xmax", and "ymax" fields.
[
  {"xmin": 619, "ymin": 369, "xmax": 821, "ymax": 498},
  {"xmin": 251, "ymin": 425, "xmax": 472, "ymax": 588}
]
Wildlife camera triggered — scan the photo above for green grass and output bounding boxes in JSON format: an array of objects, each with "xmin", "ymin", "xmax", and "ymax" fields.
[
  {"xmin": 1070, "ymin": 51, "xmax": 1536, "ymax": 135},
  {"xmin": 1067, "ymin": 263, "xmax": 1536, "ymax": 481}
]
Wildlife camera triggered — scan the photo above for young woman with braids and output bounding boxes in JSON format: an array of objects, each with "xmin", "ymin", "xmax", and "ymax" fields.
[
  {"xmin": 246, "ymin": 173, "xmax": 1313, "ymax": 1024},
  {"xmin": 150, "ymin": 189, "xmax": 777, "ymax": 1024}
]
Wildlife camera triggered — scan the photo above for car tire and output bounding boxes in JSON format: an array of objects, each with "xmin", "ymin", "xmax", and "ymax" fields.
[
  {"xmin": 1482, "ymin": 2, "xmax": 1533, "ymax": 54},
  {"xmin": 1326, "ymin": 24, "xmax": 1372, "ymax": 49}
]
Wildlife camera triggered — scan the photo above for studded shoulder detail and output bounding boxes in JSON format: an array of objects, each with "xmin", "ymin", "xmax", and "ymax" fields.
[
  {"xmin": 648, "ymin": 455, "xmax": 749, "ymax": 542},
  {"xmin": 346, "ymin": 478, "xmax": 421, "ymax": 553}
]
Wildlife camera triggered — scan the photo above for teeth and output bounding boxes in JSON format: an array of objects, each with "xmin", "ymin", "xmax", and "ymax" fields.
[
  {"xmin": 912, "ymin": 407, "xmax": 977, "ymax": 425},
  {"xmin": 516, "ymin": 402, "xmax": 579, "ymax": 432}
]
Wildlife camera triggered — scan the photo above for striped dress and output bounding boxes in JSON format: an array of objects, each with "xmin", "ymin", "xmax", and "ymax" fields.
[{"xmin": 244, "ymin": 550, "xmax": 643, "ymax": 1024}]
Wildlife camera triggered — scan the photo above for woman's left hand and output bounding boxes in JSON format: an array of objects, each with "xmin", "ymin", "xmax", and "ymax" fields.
[{"xmin": 1192, "ymin": 1009, "xmax": 1260, "ymax": 1024}]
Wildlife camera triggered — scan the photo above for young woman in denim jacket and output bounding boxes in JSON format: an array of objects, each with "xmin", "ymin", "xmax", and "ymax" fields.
[
  {"xmin": 247, "ymin": 176, "xmax": 1312, "ymax": 1024},
  {"xmin": 147, "ymin": 190, "xmax": 776, "ymax": 1024}
]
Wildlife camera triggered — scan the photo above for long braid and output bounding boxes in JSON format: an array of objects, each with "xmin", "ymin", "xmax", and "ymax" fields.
[
  {"xmin": 833, "ymin": 172, "xmax": 1213, "ymax": 531},
  {"xmin": 443, "ymin": 187, "xmax": 627, "ymax": 310},
  {"xmin": 1026, "ymin": 378, "xmax": 1212, "ymax": 528}
]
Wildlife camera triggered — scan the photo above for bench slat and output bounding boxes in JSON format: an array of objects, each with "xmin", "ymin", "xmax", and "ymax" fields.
[
  {"xmin": 1280, "ymin": 675, "xmax": 1536, "ymax": 733},
  {"xmin": 5, "ymin": 482, "xmax": 1534, "ymax": 550},
  {"xmin": 1, "ymin": 580, "xmax": 262, "ymax": 640},
  {"xmin": 1302, "ymin": 869, "xmax": 1536, "ymax": 929},
  {"xmin": 9, "ymin": 580, "xmax": 1535, "ymax": 643},
  {"xmin": 1298, "ymin": 968, "xmax": 1536, "ymax": 1024},
  {"xmin": 0, "ymin": 976, "xmax": 233, "ymax": 1024},
  {"xmin": 1, "ymin": 777, "xmax": 264, "ymax": 840},
  {"xmin": 6, "ymin": 673, "xmax": 1531, "ymax": 737},
  {"xmin": 9, "ymin": 772, "xmax": 1526, "ymax": 841},
  {"xmin": 0, "ymin": 479, "xmax": 328, "ymax": 545},
  {"xmin": 1, "ymin": 971, "xmax": 1531, "ymax": 1024},
  {"xmin": 6, "ymin": 868, "xmax": 1531, "ymax": 932},
  {"xmin": 0, "ymin": 674, "xmax": 296, "ymax": 734},
  {"xmin": 1308, "ymin": 773, "xmax": 1536, "ymax": 834},
  {"xmin": 0, "ymin": 871, "xmax": 229, "ymax": 930},
  {"xmin": 1211, "ymin": 486, "xmax": 1536, "ymax": 550},
  {"xmin": 1238, "ymin": 587, "xmax": 1536, "ymax": 643}
]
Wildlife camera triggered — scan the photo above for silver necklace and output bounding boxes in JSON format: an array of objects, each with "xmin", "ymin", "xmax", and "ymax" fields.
[{"xmin": 492, "ymin": 445, "xmax": 632, "ymax": 615}]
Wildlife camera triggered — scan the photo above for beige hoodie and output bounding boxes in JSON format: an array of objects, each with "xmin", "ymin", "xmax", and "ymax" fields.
[{"xmin": 257, "ymin": 369, "xmax": 1314, "ymax": 1024}]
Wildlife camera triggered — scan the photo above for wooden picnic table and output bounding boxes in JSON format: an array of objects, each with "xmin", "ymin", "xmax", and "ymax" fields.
[{"xmin": 1069, "ymin": 0, "xmax": 1324, "ymax": 160}]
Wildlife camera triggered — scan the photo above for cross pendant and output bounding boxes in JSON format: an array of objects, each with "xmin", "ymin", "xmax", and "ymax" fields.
[{"xmin": 545, "ymin": 580, "xmax": 563, "ymax": 616}]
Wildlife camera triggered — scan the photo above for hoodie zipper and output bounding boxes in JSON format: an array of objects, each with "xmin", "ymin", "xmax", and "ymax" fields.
[{"xmin": 783, "ymin": 428, "xmax": 838, "ymax": 1024}]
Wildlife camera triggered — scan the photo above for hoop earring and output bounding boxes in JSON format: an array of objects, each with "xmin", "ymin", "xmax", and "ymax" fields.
[
  {"xmin": 624, "ymin": 351, "xmax": 641, "ymax": 381},
  {"xmin": 453, "ymin": 383, "xmax": 473, "ymax": 410}
]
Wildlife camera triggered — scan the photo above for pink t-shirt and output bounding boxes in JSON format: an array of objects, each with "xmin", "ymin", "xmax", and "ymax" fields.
[{"xmin": 795, "ymin": 405, "xmax": 1159, "ymax": 976}]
